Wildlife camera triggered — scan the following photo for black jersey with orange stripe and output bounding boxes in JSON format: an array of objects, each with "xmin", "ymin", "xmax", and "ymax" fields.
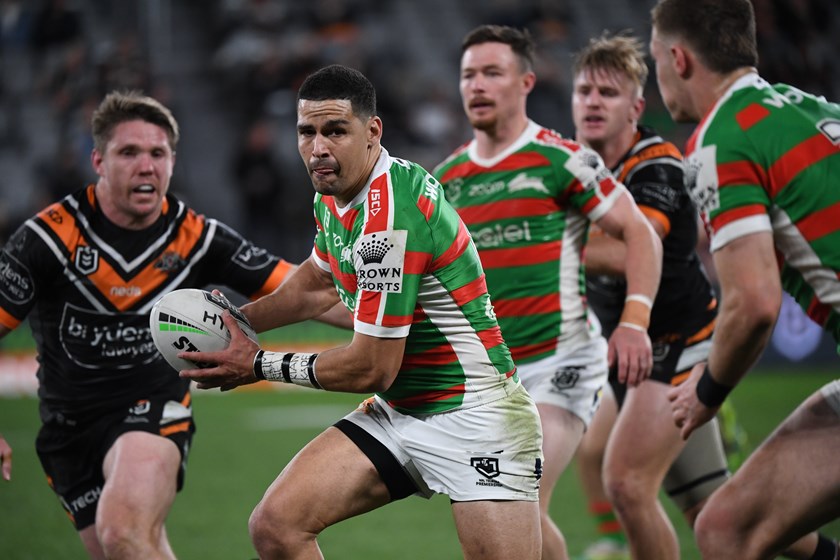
[
  {"xmin": 586, "ymin": 126, "xmax": 717, "ymax": 339},
  {"xmin": 0, "ymin": 186, "xmax": 292, "ymax": 421}
]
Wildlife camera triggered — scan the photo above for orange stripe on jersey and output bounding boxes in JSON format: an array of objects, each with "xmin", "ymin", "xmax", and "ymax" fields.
[
  {"xmin": 736, "ymin": 103, "xmax": 771, "ymax": 131},
  {"xmin": 768, "ymin": 134, "xmax": 839, "ymax": 199},
  {"xmin": 639, "ymin": 205, "xmax": 671, "ymax": 236},
  {"xmin": 37, "ymin": 205, "xmax": 210, "ymax": 311},
  {"xmin": 710, "ymin": 203, "xmax": 766, "ymax": 232},
  {"xmin": 617, "ymin": 143, "xmax": 683, "ymax": 184},
  {"xmin": 250, "ymin": 259, "xmax": 293, "ymax": 299},
  {"xmin": 449, "ymin": 274, "xmax": 488, "ymax": 307},
  {"xmin": 386, "ymin": 383, "xmax": 466, "ymax": 409},
  {"xmin": 456, "ymin": 197, "xmax": 559, "ymax": 224},
  {"xmin": 0, "ymin": 307, "xmax": 21, "ymax": 330},
  {"xmin": 430, "ymin": 220, "xmax": 471, "ymax": 271},
  {"xmin": 36, "ymin": 201, "xmax": 80, "ymax": 246},
  {"xmin": 478, "ymin": 241, "xmax": 561, "ymax": 269},
  {"xmin": 493, "ymin": 294, "xmax": 560, "ymax": 317},
  {"xmin": 180, "ymin": 392, "xmax": 191, "ymax": 407},
  {"xmin": 159, "ymin": 420, "xmax": 191, "ymax": 437}
]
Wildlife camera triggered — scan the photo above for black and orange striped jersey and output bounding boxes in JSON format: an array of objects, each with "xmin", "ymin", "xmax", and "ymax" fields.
[
  {"xmin": 586, "ymin": 126, "xmax": 717, "ymax": 339},
  {"xmin": 0, "ymin": 185, "xmax": 292, "ymax": 421}
]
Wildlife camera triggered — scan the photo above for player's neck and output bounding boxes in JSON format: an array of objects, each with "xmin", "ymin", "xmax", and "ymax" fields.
[
  {"xmin": 697, "ymin": 66, "xmax": 758, "ymax": 119},
  {"xmin": 472, "ymin": 115, "xmax": 529, "ymax": 159},
  {"xmin": 579, "ymin": 126, "xmax": 638, "ymax": 170}
]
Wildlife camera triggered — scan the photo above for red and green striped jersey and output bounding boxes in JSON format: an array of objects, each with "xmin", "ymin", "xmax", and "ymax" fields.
[
  {"xmin": 311, "ymin": 148, "xmax": 517, "ymax": 415},
  {"xmin": 434, "ymin": 121, "xmax": 625, "ymax": 364},
  {"xmin": 684, "ymin": 73, "xmax": 840, "ymax": 342}
]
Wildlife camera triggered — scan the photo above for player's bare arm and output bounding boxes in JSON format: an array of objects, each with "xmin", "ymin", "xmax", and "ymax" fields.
[
  {"xmin": 669, "ymin": 231, "xmax": 780, "ymax": 439},
  {"xmin": 585, "ymin": 210, "xmax": 668, "ymax": 275},
  {"xmin": 180, "ymin": 310, "xmax": 406, "ymax": 393},
  {"xmin": 242, "ymin": 257, "xmax": 342, "ymax": 333},
  {"xmin": 593, "ymin": 192, "xmax": 662, "ymax": 386}
]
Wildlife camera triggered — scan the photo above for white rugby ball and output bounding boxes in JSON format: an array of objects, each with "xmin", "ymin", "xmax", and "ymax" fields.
[{"xmin": 149, "ymin": 288, "xmax": 257, "ymax": 372}]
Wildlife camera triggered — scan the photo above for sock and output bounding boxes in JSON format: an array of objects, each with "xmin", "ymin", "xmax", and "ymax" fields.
[
  {"xmin": 590, "ymin": 500, "xmax": 626, "ymax": 545},
  {"xmin": 810, "ymin": 533, "xmax": 837, "ymax": 560}
]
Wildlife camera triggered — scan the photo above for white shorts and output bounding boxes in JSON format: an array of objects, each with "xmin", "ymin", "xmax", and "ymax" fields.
[
  {"xmin": 820, "ymin": 380, "xmax": 840, "ymax": 417},
  {"xmin": 517, "ymin": 336, "xmax": 609, "ymax": 428},
  {"xmin": 340, "ymin": 380, "xmax": 543, "ymax": 502}
]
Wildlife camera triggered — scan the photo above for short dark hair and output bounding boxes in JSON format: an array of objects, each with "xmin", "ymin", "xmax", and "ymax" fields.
[
  {"xmin": 651, "ymin": 0, "xmax": 758, "ymax": 73},
  {"xmin": 297, "ymin": 64, "xmax": 377, "ymax": 120},
  {"xmin": 91, "ymin": 90, "xmax": 179, "ymax": 153},
  {"xmin": 461, "ymin": 25, "xmax": 535, "ymax": 73},
  {"xmin": 572, "ymin": 32, "xmax": 648, "ymax": 96}
]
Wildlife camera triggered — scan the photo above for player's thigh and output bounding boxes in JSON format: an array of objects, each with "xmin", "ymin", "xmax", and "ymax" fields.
[
  {"xmin": 452, "ymin": 499, "xmax": 541, "ymax": 560},
  {"xmin": 605, "ymin": 380, "xmax": 684, "ymax": 483},
  {"xmin": 538, "ymin": 403, "xmax": 584, "ymax": 494},
  {"xmin": 704, "ymin": 388, "xmax": 840, "ymax": 541},
  {"xmin": 256, "ymin": 426, "xmax": 392, "ymax": 532},
  {"xmin": 101, "ymin": 431, "xmax": 181, "ymax": 515}
]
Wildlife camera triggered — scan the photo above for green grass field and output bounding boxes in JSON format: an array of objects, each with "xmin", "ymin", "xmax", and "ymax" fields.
[{"xmin": 1, "ymin": 369, "xmax": 838, "ymax": 559}]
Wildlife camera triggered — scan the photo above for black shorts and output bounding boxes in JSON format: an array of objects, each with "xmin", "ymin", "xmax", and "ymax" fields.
[
  {"xmin": 611, "ymin": 314, "xmax": 716, "ymax": 406},
  {"xmin": 35, "ymin": 391, "xmax": 195, "ymax": 530}
]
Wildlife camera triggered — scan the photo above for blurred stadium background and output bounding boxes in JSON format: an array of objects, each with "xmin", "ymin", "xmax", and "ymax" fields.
[{"xmin": 0, "ymin": 0, "xmax": 838, "ymax": 558}]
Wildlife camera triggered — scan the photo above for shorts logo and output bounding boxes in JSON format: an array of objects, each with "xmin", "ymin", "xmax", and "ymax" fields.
[
  {"xmin": 551, "ymin": 366, "xmax": 582, "ymax": 392},
  {"xmin": 130, "ymin": 400, "xmax": 151, "ymax": 415},
  {"xmin": 75, "ymin": 246, "xmax": 99, "ymax": 275},
  {"xmin": 471, "ymin": 457, "xmax": 500, "ymax": 479}
]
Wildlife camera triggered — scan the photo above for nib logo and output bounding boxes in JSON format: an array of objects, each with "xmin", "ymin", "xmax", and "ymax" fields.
[{"xmin": 356, "ymin": 234, "xmax": 393, "ymax": 265}]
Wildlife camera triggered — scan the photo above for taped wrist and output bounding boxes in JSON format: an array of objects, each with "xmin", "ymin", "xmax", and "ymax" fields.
[
  {"xmin": 695, "ymin": 365, "xmax": 733, "ymax": 408},
  {"xmin": 618, "ymin": 295, "xmax": 652, "ymax": 331},
  {"xmin": 255, "ymin": 351, "xmax": 322, "ymax": 389}
]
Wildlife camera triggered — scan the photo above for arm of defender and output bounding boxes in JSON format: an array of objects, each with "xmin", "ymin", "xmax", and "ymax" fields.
[
  {"xmin": 593, "ymin": 192, "xmax": 663, "ymax": 386},
  {"xmin": 241, "ymin": 257, "xmax": 342, "ymax": 333},
  {"xmin": 668, "ymin": 231, "xmax": 780, "ymax": 439},
  {"xmin": 585, "ymin": 210, "xmax": 668, "ymax": 275}
]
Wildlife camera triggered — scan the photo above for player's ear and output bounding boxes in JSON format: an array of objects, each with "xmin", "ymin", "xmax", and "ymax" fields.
[
  {"xmin": 367, "ymin": 115, "xmax": 383, "ymax": 146},
  {"xmin": 91, "ymin": 149, "xmax": 103, "ymax": 175},
  {"xmin": 672, "ymin": 43, "xmax": 691, "ymax": 79},
  {"xmin": 522, "ymin": 70, "xmax": 536, "ymax": 95}
]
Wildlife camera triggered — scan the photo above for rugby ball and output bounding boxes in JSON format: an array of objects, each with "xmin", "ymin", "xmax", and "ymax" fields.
[{"xmin": 149, "ymin": 288, "xmax": 257, "ymax": 372}]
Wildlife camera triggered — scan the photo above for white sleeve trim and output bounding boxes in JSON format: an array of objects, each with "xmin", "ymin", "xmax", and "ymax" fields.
[
  {"xmin": 710, "ymin": 215, "xmax": 772, "ymax": 252},
  {"xmin": 354, "ymin": 320, "xmax": 410, "ymax": 339},
  {"xmin": 311, "ymin": 246, "xmax": 330, "ymax": 271},
  {"xmin": 586, "ymin": 183, "xmax": 626, "ymax": 222}
]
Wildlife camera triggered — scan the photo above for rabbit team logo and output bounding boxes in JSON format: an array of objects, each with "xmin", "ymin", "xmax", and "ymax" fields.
[{"xmin": 355, "ymin": 230, "xmax": 407, "ymax": 293}]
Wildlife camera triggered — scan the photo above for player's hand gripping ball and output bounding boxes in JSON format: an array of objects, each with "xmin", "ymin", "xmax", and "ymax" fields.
[{"xmin": 150, "ymin": 288, "xmax": 257, "ymax": 371}]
